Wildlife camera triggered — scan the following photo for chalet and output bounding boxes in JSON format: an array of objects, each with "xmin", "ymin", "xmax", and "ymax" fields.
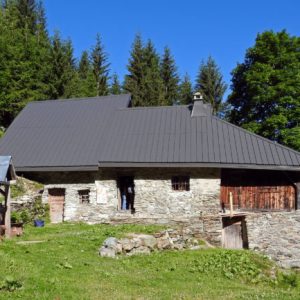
[{"xmin": 1, "ymin": 94, "xmax": 300, "ymax": 253}]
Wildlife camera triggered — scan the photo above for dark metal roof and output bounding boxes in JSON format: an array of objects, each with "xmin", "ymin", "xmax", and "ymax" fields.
[
  {"xmin": 1, "ymin": 94, "xmax": 300, "ymax": 171},
  {"xmin": 0, "ymin": 94, "xmax": 131, "ymax": 171},
  {"xmin": 98, "ymin": 105, "xmax": 300, "ymax": 170},
  {"xmin": 0, "ymin": 156, "xmax": 16, "ymax": 183}
]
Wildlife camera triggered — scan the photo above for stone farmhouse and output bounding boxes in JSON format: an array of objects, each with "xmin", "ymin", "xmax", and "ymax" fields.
[{"xmin": 1, "ymin": 94, "xmax": 300, "ymax": 265}]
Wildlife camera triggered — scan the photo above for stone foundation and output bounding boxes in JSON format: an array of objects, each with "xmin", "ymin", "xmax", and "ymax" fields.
[{"xmin": 246, "ymin": 211, "xmax": 300, "ymax": 268}]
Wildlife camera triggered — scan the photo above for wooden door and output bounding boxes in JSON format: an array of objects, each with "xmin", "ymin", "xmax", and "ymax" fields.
[
  {"xmin": 222, "ymin": 222, "xmax": 243, "ymax": 249},
  {"xmin": 48, "ymin": 188, "xmax": 65, "ymax": 223},
  {"xmin": 222, "ymin": 216, "xmax": 247, "ymax": 249}
]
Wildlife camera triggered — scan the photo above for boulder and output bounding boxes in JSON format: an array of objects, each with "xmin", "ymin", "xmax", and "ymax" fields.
[
  {"xmin": 127, "ymin": 246, "xmax": 151, "ymax": 256},
  {"xmin": 99, "ymin": 246, "xmax": 116, "ymax": 258},
  {"xmin": 173, "ymin": 243, "xmax": 184, "ymax": 250},
  {"xmin": 119, "ymin": 238, "xmax": 134, "ymax": 252},
  {"xmin": 157, "ymin": 237, "xmax": 172, "ymax": 250},
  {"xmin": 116, "ymin": 242, "xmax": 123, "ymax": 254},
  {"xmin": 139, "ymin": 234, "xmax": 157, "ymax": 249},
  {"xmin": 103, "ymin": 237, "xmax": 118, "ymax": 249},
  {"xmin": 132, "ymin": 237, "xmax": 143, "ymax": 248}
]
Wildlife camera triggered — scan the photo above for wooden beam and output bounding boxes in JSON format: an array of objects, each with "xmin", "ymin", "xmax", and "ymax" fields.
[
  {"xmin": 4, "ymin": 184, "xmax": 11, "ymax": 238},
  {"xmin": 296, "ymin": 183, "xmax": 300, "ymax": 210},
  {"xmin": 0, "ymin": 187, "xmax": 5, "ymax": 196}
]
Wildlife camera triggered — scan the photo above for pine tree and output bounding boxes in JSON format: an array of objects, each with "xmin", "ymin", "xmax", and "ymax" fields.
[
  {"xmin": 110, "ymin": 73, "xmax": 122, "ymax": 95},
  {"xmin": 160, "ymin": 46, "xmax": 179, "ymax": 105},
  {"xmin": 124, "ymin": 34, "xmax": 146, "ymax": 106},
  {"xmin": 79, "ymin": 51, "xmax": 90, "ymax": 79},
  {"xmin": 77, "ymin": 51, "xmax": 96, "ymax": 97},
  {"xmin": 90, "ymin": 34, "xmax": 110, "ymax": 96},
  {"xmin": 62, "ymin": 39, "xmax": 78, "ymax": 98},
  {"xmin": 195, "ymin": 56, "xmax": 227, "ymax": 113},
  {"xmin": 49, "ymin": 32, "xmax": 77, "ymax": 99},
  {"xmin": 0, "ymin": 0, "xmax": 51, "ymax": 127},
  {"xmin": 15, "ymin": 0, "xmax": 36, "ymax": 33},
  {"xmin": 143, "ymin": 39, "xmax": 165, "ymax": 106},
  {"xmin": 178, "ymin": 74, "xmax": 193, "ymax": 105}
]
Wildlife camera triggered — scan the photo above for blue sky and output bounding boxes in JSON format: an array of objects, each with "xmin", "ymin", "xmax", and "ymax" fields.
[{"xmin": 44, "ymin": 0, "xmax": 300, "ymax": 94}]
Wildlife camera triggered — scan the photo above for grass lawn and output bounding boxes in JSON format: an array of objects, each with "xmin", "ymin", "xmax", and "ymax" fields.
[{"xmin": 0, "ymin": 223, "xmax": 300, "ymax": 299}]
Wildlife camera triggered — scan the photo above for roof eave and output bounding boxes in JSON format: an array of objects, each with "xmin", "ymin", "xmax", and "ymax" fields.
[
  {"xmin": 98, "ymin": 162, "xmax": 300, "ymax": 171},
  {"xmin": 16, "ymin": 165, "xmax": 99, "ymax": 172}
]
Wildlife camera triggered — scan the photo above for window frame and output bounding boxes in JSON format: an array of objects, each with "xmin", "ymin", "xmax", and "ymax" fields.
[
  {"xmin": 78, "ymin": 189, "xmax": 90, "ymax": 204},
  {"xmin": 171, "ymin": 176, "xmax": 190, "ymax": 191}
]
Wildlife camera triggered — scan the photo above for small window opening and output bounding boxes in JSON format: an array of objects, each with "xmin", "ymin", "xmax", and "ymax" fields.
[
  {"xmin": 78, "ymin": 189, "xmax": 90, "ymax": 204},
  {"xmin": 171, "ymin": 176, "xmax": 190, "ymax": 191}
]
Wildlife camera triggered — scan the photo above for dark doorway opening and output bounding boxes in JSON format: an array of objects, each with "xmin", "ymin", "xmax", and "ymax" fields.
[{"xmin": 118, "ymin": 176, "xmax": 135, "ymax": 213}]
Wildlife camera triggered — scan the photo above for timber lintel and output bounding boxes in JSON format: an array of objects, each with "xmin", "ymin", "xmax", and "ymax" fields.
[{"xmin": 0, "ymin": 188, "xmax": 5, "ymax": 196}]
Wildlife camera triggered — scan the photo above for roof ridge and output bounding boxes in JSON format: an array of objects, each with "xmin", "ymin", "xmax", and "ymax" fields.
[
  {"xmin": 27, "ymin": 94, "xmax": 131, "ymax": 104},
  {"xmin": 118, "ymin": 105, "xmax": 190, "ymax": 111},
  {"xmin": 212, "ymin": 115, "xmax": 300, "ymax": 157}
]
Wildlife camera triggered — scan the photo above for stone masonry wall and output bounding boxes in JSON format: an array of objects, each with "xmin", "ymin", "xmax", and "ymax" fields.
[
  {"xmin": 41, "ymin": 168, "xmax": 222, "ymax": 243},
  {"xmin": 246, "ymin": 212, "xmax": 300, "ymax": 268}
]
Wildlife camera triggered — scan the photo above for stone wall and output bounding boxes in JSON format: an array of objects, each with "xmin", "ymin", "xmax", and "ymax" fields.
[
  {"xmin": 40, "ymin": 168, "xmax": 222, "ymax": 242},
  {"xmin": 246, "ymin": 211, "xmax": 300, "ymax": 268}
]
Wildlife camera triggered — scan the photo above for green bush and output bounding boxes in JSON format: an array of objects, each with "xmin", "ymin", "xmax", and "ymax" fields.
[
  {"xmin": 11, "ymin": 197, "xmax": 49, "ymax": 224},
  {"xmin": 11, "ymin": 179, "xmax": 26, "ymax": 198},
  {"xmin": 188, "ymin": 250, "xmax": 271, "ymax": 283}
]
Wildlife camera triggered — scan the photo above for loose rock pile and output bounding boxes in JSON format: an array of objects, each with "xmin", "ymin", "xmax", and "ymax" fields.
[{"xmin": 99, "ymin": 229, "xmax": 211, "ymax": 258}]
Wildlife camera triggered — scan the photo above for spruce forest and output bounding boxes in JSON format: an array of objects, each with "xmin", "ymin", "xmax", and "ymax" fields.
[{"xmin": 1, "ymin": 0, "xmax": 300, "ymax": 151}]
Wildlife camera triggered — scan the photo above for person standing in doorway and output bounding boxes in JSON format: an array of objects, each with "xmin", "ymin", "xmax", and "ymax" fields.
[
  {"xmin": 121, "ymin": 188, "xmax": 127, "ymax": 210},
  {"xmin": 127, "ymin": 184, "xmax": 133, "ymax": 210}
]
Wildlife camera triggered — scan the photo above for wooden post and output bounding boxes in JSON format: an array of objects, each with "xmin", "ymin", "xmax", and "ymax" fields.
[
  {"xmin": 4, "ymin": 184, "xmax": 11, "ymax": 238},
  {"xmin": 296, "ymin": 183, "xmax": 300, "ymax": 210},
  {"xmin": 229, "ymin": 192, "xmax": 233, "ymax": 217}
]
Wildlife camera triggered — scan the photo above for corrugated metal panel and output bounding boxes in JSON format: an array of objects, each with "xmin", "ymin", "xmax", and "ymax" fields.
[
  {"xmin": 0, "ymin": 156, "xmax": 12, "ymax": 182},
  {"xmin": 1, "ymin": 95, "xmax": 300, "ymax": 170},
  {"xmin": 0, "ymin": 94, "xmax": 131, "ymax": 168}
]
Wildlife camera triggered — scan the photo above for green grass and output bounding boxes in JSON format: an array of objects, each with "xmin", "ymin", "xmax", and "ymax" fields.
[{"xmin": 0, "ymin": 223, "xmax": 300, "ymax": 300}]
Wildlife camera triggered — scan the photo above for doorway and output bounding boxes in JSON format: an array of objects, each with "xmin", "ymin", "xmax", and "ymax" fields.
[
  {"xmin": 48, "ymin": 188, "xmax": 65, "ymax": 223},
  {"xmin": 118, "ymin": 177, "xmax": 135, "ymax": 212},
  {"xmin": 221, "ymin": 216, "xmax": 248, "ymax": 249}
]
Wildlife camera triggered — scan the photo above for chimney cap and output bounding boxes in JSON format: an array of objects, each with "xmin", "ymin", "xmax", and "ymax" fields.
[{"xmin": 193, "ymin": 92, "xmax": 203, "ymax": 101}]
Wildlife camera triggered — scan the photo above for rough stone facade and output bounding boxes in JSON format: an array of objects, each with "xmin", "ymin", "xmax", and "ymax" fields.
[
  {"xmin": 39, "ymin": 168, "xmax": 222, "ymax": 243},
  {"xmin": 246, "ymin": 211, "xmax": 300, "ymax": 268}
]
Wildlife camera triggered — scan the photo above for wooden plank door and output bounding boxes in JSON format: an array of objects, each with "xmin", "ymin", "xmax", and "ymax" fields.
[
  {"xmin": 222, "ymin": 222, "xmax": 243, "ymax": 249},
  {"xmin": 48, "ymin": 188, "xmax": 65, "ymax": 223}
]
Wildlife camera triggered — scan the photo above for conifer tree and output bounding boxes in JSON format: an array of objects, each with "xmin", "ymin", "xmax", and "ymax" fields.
[
  {"xmin": 0, "ymin": 0, "xmax": 51, "ymax": 127},
  {"xmin": 79, "ymin": 51, "xmax": 90, "ymax": 79},
  {"xmin": 124, "ymin": 34, "xmax": 146, "ymax": 106},
  {"xmin": 195, "ymin": 56, "xmax": 227, "ymax": 113},
  {"xmin": 49, "ymin": 32, "xmax": 77, "ymax": 99},
  {"xmin": 90, "ymin": 34, "xmax": 110, "ymax": 96},
  {"xmin": 160, "ymin": 47, "xmax": 179, "ymax": 105},
  {"xmin": 143, "ymin": 40, "xmax": 165, "ymax": 106},
  {"xmin": 178, "ymin": 74, "xmax": 193, "ymax": 105},
  {"xmin": 77, "ymin": 51, "xmax": 96, "ymax": 97},
  {"xmin": 15, "ymin": 0, "xmax": 36, "ymax": 33},
  {"xmin": 110, "ymin": 73, "xmax": 122, "ymax": 95}
]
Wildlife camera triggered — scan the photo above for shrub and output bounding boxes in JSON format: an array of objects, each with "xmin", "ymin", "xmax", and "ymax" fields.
[
  {"xmin": 11, "ymin": 197, "xmax": 49, "ymax": 224},
  {"xmin": 188, "ymin": 250, "xmax": 271, "ymax": 283}
]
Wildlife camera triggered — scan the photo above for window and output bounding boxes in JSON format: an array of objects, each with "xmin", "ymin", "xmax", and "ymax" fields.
[
  {"xmin": 78, "ymin": 189, "xmax": 90, "ymax": 204},
  {"xmin": 171, "ymin": 176, "xmax": 190, "ymax": 191}
]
